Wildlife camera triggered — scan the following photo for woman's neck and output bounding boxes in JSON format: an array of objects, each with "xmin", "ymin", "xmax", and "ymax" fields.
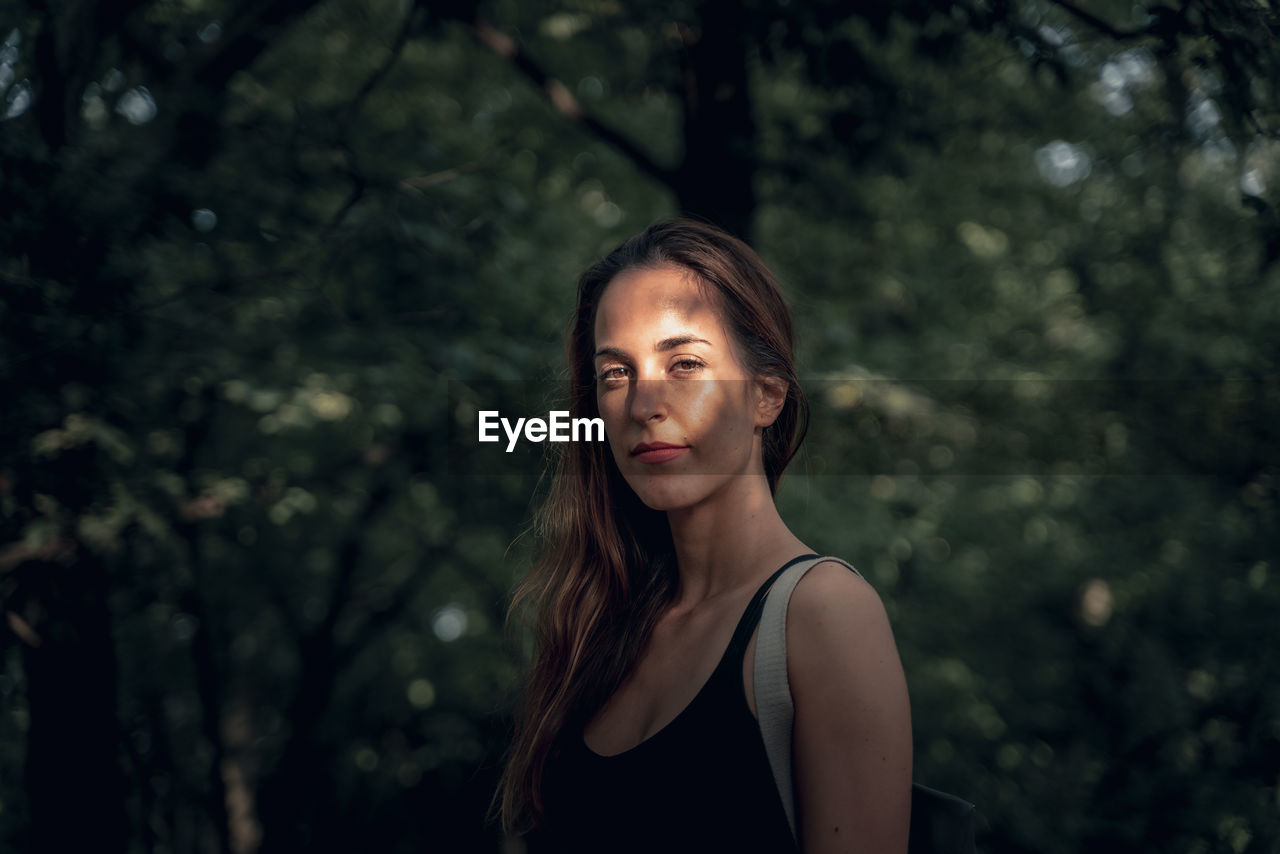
[{"xmin": 665, "ymin": 474, "xmax": 809, "ymax": 607}]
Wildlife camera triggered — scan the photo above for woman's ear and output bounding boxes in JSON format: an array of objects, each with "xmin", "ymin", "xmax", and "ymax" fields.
[{"xmin": 754, "ymin": 376, "xmax": 788, "ymax": 429}]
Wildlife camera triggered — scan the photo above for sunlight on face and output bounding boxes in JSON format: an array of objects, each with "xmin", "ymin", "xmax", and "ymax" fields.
[{"xmin": 592, "ymin": 266, "xmax": 773, "ymax": 512}]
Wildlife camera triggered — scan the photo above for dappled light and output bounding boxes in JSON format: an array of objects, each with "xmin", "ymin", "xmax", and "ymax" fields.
[
  {"xmin": 116, "ymin": 86, "xmax": 158, "ymax": 125},
  {"xmin": 1094, "ymin": 47, "xmax": 1156, "ymax": 116},
  {"xmin": 1035, "ymin": 140, "xmax": 1092, "ymax": 187}
]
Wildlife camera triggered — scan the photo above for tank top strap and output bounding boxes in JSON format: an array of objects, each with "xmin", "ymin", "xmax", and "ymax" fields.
[{"xmin": 724, "ymin": 553, "xmax": 821, "ymax": 662}]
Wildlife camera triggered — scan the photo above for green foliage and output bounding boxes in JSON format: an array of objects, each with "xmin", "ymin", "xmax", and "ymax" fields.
[{"xmin": 1, "ymin": 0, "xmax": 1277, "ymax": 852}]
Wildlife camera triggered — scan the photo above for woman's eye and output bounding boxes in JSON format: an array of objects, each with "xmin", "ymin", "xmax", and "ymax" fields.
[
  {"xmin": 598, "ymin": 366, "xmax": 629, "ymax": 383},
  {"xmin": 672, "ymin": 359, "xmax": 704, "ymax": 373}
]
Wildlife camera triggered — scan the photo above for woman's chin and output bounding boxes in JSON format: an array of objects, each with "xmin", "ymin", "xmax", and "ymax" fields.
[{"xmin": 624, "ymin": 473, "xmax": 724, "ymax": 513}]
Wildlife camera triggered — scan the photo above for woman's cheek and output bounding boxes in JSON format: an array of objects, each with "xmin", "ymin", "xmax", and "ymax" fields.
[
  {"xmin": 603, "ymin": 418, "xmax": 629, "ymax": 463},
  {"xmin": 671, "ymin": 380, "xmax": 717, "ymax": 425},
  {"xmin": 684, "ymin": 381, "xmax": 741, "ymax": 440}
]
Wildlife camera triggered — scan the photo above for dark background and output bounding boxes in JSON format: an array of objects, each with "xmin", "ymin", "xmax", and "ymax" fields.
[{"xmin": 2, "ymin": 0, "xmax": 1278, "ymax": 852}]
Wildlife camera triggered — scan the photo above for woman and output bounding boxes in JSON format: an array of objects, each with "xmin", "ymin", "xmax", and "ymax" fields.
[{"xmin": 496, "ymin": 218, "xmax": 912, "ymax": 853}]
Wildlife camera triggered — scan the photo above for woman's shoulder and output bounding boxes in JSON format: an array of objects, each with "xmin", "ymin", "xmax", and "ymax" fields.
[
  {"xmin": 785, "ymin": 557, "xmax": 896, "ymax": 669},
  {"xmin": 788, "ymin": 557, "xmax": 881, "ymax": 615},
  {"xmin": 786, "ymin": 558, "xmax": 913, "ymax": 851}
]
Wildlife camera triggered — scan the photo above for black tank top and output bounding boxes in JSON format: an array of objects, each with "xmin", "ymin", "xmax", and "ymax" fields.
[{"xmin": 525, "ymin": 555, "xmax": 818, "ymax": 854}]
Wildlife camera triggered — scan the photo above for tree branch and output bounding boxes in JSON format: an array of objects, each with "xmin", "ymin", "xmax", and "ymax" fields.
[
  {"xmin": 1043, "ymin": 0, "xmax": 1152, "ymax": 40},
  {"xmin": 318, "ymin": 0, "xmax": 416, "ymax": 242},
  {"xmin": 318, "ymin": 3, "xmax": 422, "ymax": 240},
  {"xmin": 339, "ymin": 2, "xmax": 422, "ymax": 133},
  {"xmin": 468, "ymin": 20, "xmax": 677, "ymax": 192}
]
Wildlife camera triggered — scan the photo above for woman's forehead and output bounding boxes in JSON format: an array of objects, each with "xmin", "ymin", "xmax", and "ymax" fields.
[{"xmin": 594, "ymin": 267, "xmax": 722, "ymax": 340}]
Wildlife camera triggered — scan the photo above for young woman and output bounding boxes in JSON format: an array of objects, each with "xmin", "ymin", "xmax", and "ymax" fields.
[{"xmin": 497, "ymin": 218, "xmax": 912, "ymax": 853}]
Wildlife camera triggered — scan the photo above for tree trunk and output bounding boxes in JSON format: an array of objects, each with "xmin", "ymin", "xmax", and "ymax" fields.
[
  {"xmin": 677, "ymin": 0, "xmax": 758, "ymax": 242},
  {"xmin": 21, "ymin": 547, "xmax": 129, "ymax": 854}
]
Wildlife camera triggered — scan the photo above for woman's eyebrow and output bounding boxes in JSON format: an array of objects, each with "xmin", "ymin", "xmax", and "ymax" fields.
[
  {"xmin": 593, "ymin": 335, "xmax": 713, "ymax": 360},
  {"xmin": 655, "ymin": 334, "xmax": 712, "ymax": 352}
]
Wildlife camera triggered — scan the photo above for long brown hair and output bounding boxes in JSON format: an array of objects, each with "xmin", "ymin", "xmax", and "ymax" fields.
[{"xmin": 495, "ymin": 217, "xmax": 808, "ymax": 832}]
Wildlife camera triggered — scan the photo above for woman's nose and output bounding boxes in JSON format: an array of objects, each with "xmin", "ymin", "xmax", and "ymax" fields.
[{"xmin": 628, "ymin": 379, "xmax": 667, "ymax": 424}]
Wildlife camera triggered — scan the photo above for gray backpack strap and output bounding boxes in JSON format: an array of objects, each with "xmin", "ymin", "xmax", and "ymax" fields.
[{"xmin": 753, "ymin": 555, "xmax": 861, "ymax": 843}]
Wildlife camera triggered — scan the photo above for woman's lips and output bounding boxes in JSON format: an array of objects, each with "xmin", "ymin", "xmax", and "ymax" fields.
[{"xmin": 632, "ymin": 446, "xmax": 690, "ymax": 464}]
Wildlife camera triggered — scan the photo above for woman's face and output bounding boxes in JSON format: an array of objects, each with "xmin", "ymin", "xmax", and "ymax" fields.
[{"xmin": 592, "ymin": 265, "xmax": 782, "ymax": 513}]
